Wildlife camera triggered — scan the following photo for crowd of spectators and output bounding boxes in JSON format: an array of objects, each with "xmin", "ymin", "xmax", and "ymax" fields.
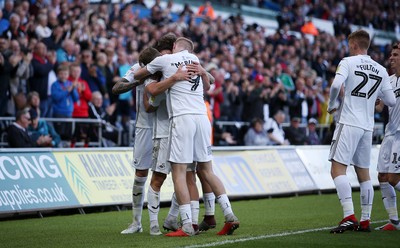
[
  {"xmin": 242, "ymin": 0, "xmax": 400, "ymax": 33},
  {"xmin": 0, "ymin": 0, "xmax": 395, "ymax": 147}
]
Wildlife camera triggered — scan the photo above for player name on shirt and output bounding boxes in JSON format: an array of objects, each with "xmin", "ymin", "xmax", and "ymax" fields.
[
  {"xmin": 170, "ymin": 59, "xmax": 194, "ymax": 68},
  {"xmin": 356, "ymin": 64, "xmax": 380, "ymax": 74}
]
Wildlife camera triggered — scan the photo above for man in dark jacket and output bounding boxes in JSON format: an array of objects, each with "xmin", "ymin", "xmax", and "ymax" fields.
[
  {"xmin": 28, "ymin": 42, "xmax": 54, "ymax": 117},
  {"xmin": 7, "ymin": 108, "xmax": 50, "ymax": 147},
  {"xmin": 0, "ymin": 37, "xmax": 12, "ymax": 116}
]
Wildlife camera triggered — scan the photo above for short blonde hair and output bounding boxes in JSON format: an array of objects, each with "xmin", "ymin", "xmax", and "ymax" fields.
[{"xmin": 175, "ymin": 37, "xmax": 194, "ymax": 52}]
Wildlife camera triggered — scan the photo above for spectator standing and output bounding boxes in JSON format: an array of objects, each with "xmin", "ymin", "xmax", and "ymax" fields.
[
  {"xmin": 56, "ymin": 39, "xmax": 76, "ymax": 66},
  {"xmin": 318, "ymin": 86, "xmax": 334, "ymax": 125},
  {"xmin": 69, "ymin": 63, "xmax": 92, "ymax": 147},
  {"xmin": 29, "ymin": 41, "xmax": 54, "ymax": 117},
  {"xmin": 2, "ymin": 13, "xmax": 26, "ymax": 41},
  {"xmin": 180, "ymin": 3, "xmax": 194, "ymax": 16},
  {"xmin": 197, "ymin": 1, "xmax": 216, "ymax": 20},
  {"xmin": 9, "ymin": 39, "xmax": 32, "ymax": 95},
  {"xmin": 268, "ymin": 81, "xmax": 288, "ymax": 119},
  {"xmin": 96, "ymin": 52, "xmax": 115, "ymax": 105},
  {"xmin": 242, "ymin": 75, "xmax": 269, "ymax": 122},
  {"xmin": 0, "ymin": 37, "xmax": 12, "ymax": 116},
  {"xmin": 115, "ymin": 50, "xmax": 133, "ymax": 129},
  {"xmin": 51, "ymin": 65, "xmax": 79, "ymax": 140},
  {"xmin": 2, "ymin": 0, "xmax": 14, "ymax": 21},
  {"xmin": 8, "ymin": 39, "xmax": 33, "ymax": 114},
  {"xmin": 35, "ymin": 13, "xmax": 52, "ymax": 40},
  {"xmin": 273, "ymin": 63, "xmax": 295, "ymax": 92},
  {"xmin": 206, "ymin": 64, "xmax": 224, "ymax": 120},
  {"xmin": 88, "ymin": 91, "xmax": 118, "ymax": 145},
  {"xmin": 288, "ymin": 77, "xmax": 310, "ymax": 123},
  {"xmin": 80, "ymin": 49, "xmax": 106, "ymax": 96},
  {"xmin": 0, "ymin": 9, "xmax": 10, "ymax": 36},
  {"xmin": 300, "ymin": 17, "xmax": 319, "ymax": 36}
]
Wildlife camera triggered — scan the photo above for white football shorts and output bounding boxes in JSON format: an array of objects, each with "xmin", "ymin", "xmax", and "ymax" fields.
[
  {"xmin": 132, "ymin": 127, "xmax": 153, "ymax": 170},
  {"xmin": 152, "ymin": 137, "xmax": 171, "ymax": 174},
  {"xmin": 168, "ymin": 114, "xmax": 212, "ymax": 164},
  {"xmin": 377, "ymin": 132, "xmax": 400, "ymax": 173},
  {"xmin": 328, "ymin": 123, "xmax": 372, "ymax": 168}
]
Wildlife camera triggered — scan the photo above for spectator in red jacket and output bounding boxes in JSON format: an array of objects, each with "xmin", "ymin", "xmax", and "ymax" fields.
[
  {"xmin": 69, "ymin": 63, "xmax": 92, "ymax": 147},
  {"xmin": 206, "ymin": 63, "xmax": 224, "ymax": 120}
]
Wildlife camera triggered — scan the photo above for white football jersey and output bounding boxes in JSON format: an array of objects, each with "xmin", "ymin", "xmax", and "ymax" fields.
[
  {"xmin": 384, "ymin": 74, "xmax": 400, "ymax": 136},
  {"xmin": 122, "ymin": 63, "xmax": 153, "ymax": 129},
  {"xmin": 145, "ymin": 79, "xmax": 169, "ymax": 139},
  {"xmin": 335, "ymin": 55, "xmax": 393, "ymax": 131},
  {"xmin": 146, "ymin": 50, "xmax": 207, "ymax": 118}
]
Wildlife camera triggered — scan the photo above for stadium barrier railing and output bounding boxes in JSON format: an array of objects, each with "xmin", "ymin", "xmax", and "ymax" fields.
[{"xmin": 0, "ymin": 117, "xmax": 124, "ymax": 148}]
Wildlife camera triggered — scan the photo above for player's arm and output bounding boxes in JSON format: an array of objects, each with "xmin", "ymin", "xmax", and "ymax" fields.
[
  {"xmin": 375, "ymin": 99, "xmax": 385, "ymax": 112},
  {"xmin": 112, "ymin": 64, "xmax": 143, "ymax": 95},
  {"xmin": 381, "ymin": 83, "xmax": 396, "ymax": 107},
  {"xmin": 146, "ymin": 65, "xmax": 191, "ymax": 96},
  {"xmin": 207, "ymin": 72, "xmax": 215, "ymax": 85},
  {"xmin": 134, "ymin": 67, "xmax": 152, "ymax": 81},
  {"xmin": 143, "ymin": 84, "xmax": 157, "ymax": 113},
  {"xmin": 112, "ymin": 78, "xmax": 141, "ymax": 95},
  {"xmin": 327, "ymin": 73, "xmax": 345, "ymax": 114}
]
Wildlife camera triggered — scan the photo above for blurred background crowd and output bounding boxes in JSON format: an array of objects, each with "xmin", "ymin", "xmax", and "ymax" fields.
[{"xmin": 0, "ymin": 0, "xmax": 398, "ymax": 147}]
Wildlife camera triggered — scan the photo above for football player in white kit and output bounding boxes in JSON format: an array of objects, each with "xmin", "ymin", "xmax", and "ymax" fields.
[
  {"xmin": 113, "ymin": 48, "xmax": 159, "ymax": 235},
  {"xmin": 327, "ymin": 30, "xmax": 396, "ymax": 233},
  {"xmin": 375, "ymin": 43, "xmax": 400, "ymax": 231},
  {"xmin": 134, "ymin": 37, "xmax": 239, "ymax": 237},
  {"xmin": 142, "ymin": 34, "xmax": 195, "ymax": 235}
]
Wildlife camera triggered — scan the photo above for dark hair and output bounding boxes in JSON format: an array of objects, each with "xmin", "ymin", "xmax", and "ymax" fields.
[
  {"xmin": 251, "ymin": 118, "xmax": 263, "ymax": 128},
  {"xmin": 154, "ymin": 33, "xmax": 177, "ymax": 52},
  {"xmin": 138, "ymin": 47, "xmax": 161, "ymax": 66}
]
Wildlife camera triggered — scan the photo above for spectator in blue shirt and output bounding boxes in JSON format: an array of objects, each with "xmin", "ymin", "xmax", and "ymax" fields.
[{"xmin": 51, "ymin": 65, "xmax": 78, "ymax": 140}]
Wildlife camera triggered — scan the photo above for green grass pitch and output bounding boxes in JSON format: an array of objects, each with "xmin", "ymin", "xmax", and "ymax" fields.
[{"xmin": 1, "ymin": 191, "xmax": 399, "ymax": 248}]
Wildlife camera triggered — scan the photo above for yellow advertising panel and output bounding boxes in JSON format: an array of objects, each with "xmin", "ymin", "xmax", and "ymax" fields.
[
  {"xmin": 53, "ymin": 150, "xmax": 135, "ymax": 205},
  {"xmin": 212, "ymin": 150, "xmax": 299, "ymax": 195}
]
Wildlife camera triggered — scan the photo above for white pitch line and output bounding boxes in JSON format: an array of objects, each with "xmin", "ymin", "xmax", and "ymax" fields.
[{"xmin": 182, "ymin": 220, "xmax": 388, "ymax": 248}]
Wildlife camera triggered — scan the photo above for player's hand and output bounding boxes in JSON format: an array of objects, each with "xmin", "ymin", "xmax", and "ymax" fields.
[
  {"xmin": 186, "ymin": 62, "xmax": 206, "ymax": 76},
  {"xmin": 327, "ymin": 107, "xmax": 336, "ymax": 114},
  {"xmin": 375, "ymin": 98, "xmax": 381, "ymax": 106},
  {"xmin": 173, "ymin": 65, "xmax": 191, "ymax": 81}
]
